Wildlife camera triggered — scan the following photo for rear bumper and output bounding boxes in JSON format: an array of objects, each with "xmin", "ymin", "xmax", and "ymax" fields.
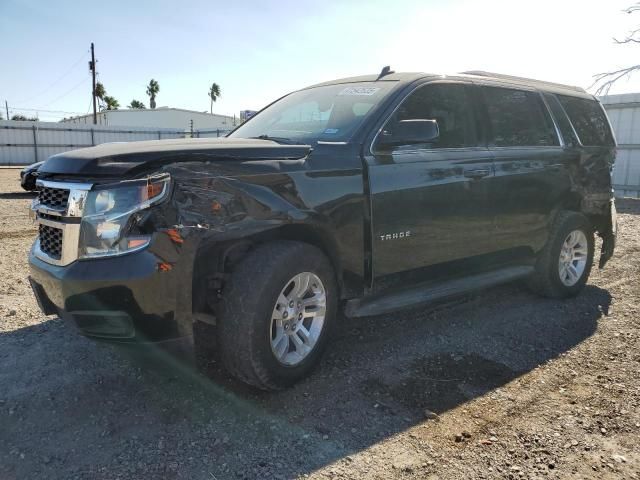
[
  {"xmin": 598, "ymin": 199, "xmax": 617, "ymax": 268},
  {"xmin": 28, "ymin": 243, "xmax": 193, "ymax": 345}
]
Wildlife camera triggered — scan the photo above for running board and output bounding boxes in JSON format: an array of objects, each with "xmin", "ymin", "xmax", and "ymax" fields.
[{"xmin": 345, "ymin": 265, "xmax": 534, "ymax": 318}]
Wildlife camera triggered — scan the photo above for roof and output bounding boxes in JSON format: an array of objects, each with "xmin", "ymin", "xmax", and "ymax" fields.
[
  {"xmin": 135, "ymin": 107, "xmax": 234, "ymax": 119},
  {"xmin": 307, "ymin": 72, "xmax": 437, "ymax": 88},
  {"xmin": 305, "ymin": 70, "xmax": 593, "ymax": 99},
  {"xmin": 459, "ymin": 71, "xmax": 591, "ymax": 98},
  {"xmin": 61, "ymin": 107, "xmax": 234, "ymax": 123}
]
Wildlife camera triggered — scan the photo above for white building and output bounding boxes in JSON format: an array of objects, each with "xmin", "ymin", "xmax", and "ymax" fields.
[{"xmin": 61, "ymin": 107, "xmax": 237, "ymax": 131}]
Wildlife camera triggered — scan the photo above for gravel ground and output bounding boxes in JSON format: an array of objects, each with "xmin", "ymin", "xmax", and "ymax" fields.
[{"xmin": 0, "ymin": 167, "xmax": 638, "ymax": 480}]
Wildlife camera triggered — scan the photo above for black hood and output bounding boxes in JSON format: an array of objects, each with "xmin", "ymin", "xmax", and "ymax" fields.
[{"xmin": 38, "ymin": 138, "xmax": 312, "ymax": 178}]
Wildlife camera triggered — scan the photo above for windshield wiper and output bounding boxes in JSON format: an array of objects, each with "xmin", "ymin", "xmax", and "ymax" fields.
[{"xmin": 249, "ymin": 134, "xmax": 300, "ymax": 145}]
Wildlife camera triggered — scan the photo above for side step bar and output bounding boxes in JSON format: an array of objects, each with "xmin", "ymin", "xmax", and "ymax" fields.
[{"xmin": 345, "ymin": 265, "xmax": 534, "ymax": 318}]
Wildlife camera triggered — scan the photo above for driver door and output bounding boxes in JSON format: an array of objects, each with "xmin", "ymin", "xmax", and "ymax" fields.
[{"xmin": 366, "ymin": 82, "xmax": 497, "ymax": 291}]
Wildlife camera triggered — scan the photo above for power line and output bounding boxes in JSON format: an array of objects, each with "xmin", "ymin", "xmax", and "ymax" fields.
[
  {"xmin": 42, "ymin": 76, "xmax": 90, "ymax": 107},
  {"xmin": 14, "ymin": 50, "xmax": 90, "ymax": 105},
  {"xmin": 8, "ymin": 106, "xmax": 89, "ymax": 115}
]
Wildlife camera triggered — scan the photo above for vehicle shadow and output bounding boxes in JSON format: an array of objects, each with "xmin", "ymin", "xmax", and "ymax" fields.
[
  {"xmin": 0, "ymin": 283, "xmax": 611, "ymax": 479},
  {"xmin": 0, "ymin": 191, "xmax": 36, "ymax": 199},
  {"xmin": 617, "ymin": 197, "xmax": 640, "ymax": 215}
]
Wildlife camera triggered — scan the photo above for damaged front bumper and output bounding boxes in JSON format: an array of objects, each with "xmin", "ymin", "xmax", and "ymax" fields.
[{"xmin": 28, "ymin": 241, "xmax": 194, "ymax": 346}]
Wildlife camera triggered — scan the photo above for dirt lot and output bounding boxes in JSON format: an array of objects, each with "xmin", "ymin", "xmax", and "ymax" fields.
[{"xmin": 0, "ymin": 167, "xmax": 638, "ymax": 480}]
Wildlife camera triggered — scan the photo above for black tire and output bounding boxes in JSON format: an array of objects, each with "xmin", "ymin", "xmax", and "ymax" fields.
[
  {"xmin": 217, "ymin": 241, "xmax": 337, "ymax": 390},
  {"xmin": 527, "ymin": 211, "xmax": 595, "ymax": 298}
]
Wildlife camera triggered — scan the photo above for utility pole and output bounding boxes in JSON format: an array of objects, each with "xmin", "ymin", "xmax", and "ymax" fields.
[
  {"xmin": 4, "ymin": 100, "xmax": 8, "ymax": 120},
  {"xmin": 90, "ymin": 42, "xmax": 97, "ymax": 125}
]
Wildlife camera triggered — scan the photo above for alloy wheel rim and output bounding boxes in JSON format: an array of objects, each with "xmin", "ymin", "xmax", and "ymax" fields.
[
  {"xmin": 270, "ymin": 272, "xmax": 327, "ymax": 366},
  {"xmin": 558, "ymin": 230, "xmax": 588, "ymax": 287}
]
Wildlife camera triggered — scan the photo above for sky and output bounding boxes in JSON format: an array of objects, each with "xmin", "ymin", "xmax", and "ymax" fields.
[{"xmin": 1, "ymin": 0, "xmax": 640, "ymax": 122}]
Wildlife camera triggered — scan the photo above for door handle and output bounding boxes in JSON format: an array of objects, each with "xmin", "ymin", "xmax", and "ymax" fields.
[{"xmin": 463, "ymin": 168, "xmax": 491, "ymax": 179}]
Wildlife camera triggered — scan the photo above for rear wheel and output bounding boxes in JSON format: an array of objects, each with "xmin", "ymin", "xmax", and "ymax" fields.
[
  {"xmin": 527, "ymin": 211, "xmax": 595, "ymax": 298},
  {"xmin": 217, "ymin": 241, "xmax": 337, "ymax": 390}
]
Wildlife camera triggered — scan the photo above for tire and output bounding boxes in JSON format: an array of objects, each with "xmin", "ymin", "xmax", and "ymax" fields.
[
  {"xmin": 217, "ymin": 241, "xmax": 337, "ymax": 390},
  {"xmin": 527, "ymin": 211, "xmax": 595, "ymax": 298}
]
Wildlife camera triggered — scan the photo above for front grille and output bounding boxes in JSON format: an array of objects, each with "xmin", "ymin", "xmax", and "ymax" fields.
[
  {"xmin": 38, "ymin": 186, "xmax": 70, "ymax": 210},
  {"xmin": 39, "ymin": 224, "xmax": 63, "ymax": 259}
]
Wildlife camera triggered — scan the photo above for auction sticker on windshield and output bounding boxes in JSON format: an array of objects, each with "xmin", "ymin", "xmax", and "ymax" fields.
[{"xmin": 338, "ymin": 86, "xmax": 380, "ymax": 96}]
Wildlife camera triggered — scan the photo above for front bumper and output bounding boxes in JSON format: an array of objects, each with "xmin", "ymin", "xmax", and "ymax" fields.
[
  {"xmin": 20, "ymin": 170, "xmax": 36, "ymax": 191},
  {"xmin": 28, "ymin": 244, "xmax": 193, "ymax": 344}
]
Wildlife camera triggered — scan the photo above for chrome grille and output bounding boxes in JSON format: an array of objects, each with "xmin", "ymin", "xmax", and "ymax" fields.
[
  {"xmin": 33, "ymin": 180, "xmax": 93, "ymax": 266},
  {"xmin": 39, "ymin": 224, "xmax": 63, "ymax": 259},
  {"xmin": 38, "ymin": 186, "xmax": 70, "ymax": 210}
]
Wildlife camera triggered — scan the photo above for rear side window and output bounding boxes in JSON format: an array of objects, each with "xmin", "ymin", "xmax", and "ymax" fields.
[
  {"xmin": 556, "ymin": 95, "xmax": 615, "ymax": 147},
  {"xmin": 482, "ymin": 87, "xmax": 559, "ymax": 147},
  {"xmin": 543, "ymin": 93, "xmax": 580, "ymax": 146}
]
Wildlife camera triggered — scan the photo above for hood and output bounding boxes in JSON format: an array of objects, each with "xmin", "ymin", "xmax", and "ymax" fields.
[
  {"xmin": 22, "ymin": 160, "xmax": 45, "ymax": 173},
  {"xmin": 38, "ymin": 137, "xmax": 312, "ymax": 178}
]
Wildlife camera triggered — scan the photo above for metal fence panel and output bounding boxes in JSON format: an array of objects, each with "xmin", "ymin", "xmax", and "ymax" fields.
[
  {"xmin": 601, "ymin": 93, "xmax": 640, "ymax": 198},
  {"xmin": 195, "ymin": 129, "xmax": 232, "ymax": 138},
  {"xmin": 0, "ymin": 120, "xmax": 186, "ymax": 165}
]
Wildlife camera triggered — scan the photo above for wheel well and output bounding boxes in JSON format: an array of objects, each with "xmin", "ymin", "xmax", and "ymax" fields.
[
  {"xmin": 558, "ymin": 192, "xmax": 609, "ymax": 234},
  {"xmin": 191, "ymin": 224, "xmax": 342, "ymax": 315},
  {"xmin": 560, "ymin": 192, "xmax": 582, "ymax": 212}
]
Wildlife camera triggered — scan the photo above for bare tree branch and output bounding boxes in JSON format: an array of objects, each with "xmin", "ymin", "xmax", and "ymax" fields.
[
  {"xmin": 623, "ymin": 2, "xmax": 640, "ymax": 13},
  {"xmin": 613, "ymin": 26, "xmax": 640, "ymax": 43},
  {"xmin": 591, "ymin": 65, "xmax": 640, "ymax": 95},
  {"xmin": 590, "ymin": 4, "xmax": 640, "ymax": 94}
]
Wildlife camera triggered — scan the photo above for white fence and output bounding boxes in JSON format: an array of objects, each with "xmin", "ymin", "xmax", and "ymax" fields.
[
  {"xmin": 601, "ymin": 93, "xmax": 640, "ymax": 198},
  {"xmin": 0, "ymin": 120, "xmax": 233, "ymax": 166}
]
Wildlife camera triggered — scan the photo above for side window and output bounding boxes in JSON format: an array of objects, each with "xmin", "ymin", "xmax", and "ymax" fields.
[
  {"xmin": 482, "ymin": 87, "xmax": 559, "ymax": 147},
  {"xmin": 542, "ymin": 93, "xmax": 579, "ymax": 146},
  {"xmin": 556, "ymin": 95, "xmax": 615, "ymax": 147},
  {"xmin": 377, "ymin": 83, "xmax": 478, "ymax": 150}
]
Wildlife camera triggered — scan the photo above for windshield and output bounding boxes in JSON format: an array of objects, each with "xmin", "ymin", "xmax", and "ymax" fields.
[{"xmin": 228, "ymin": 81, "xmax": 397, "ymax": 144}]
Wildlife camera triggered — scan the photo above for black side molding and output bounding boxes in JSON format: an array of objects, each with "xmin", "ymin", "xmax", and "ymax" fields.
[{"xmin": 345, "ymin": 266, "xmax": 534, "ymax": 318}]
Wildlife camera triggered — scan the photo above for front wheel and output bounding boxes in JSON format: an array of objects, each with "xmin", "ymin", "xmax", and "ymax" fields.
[
  {"xmin": 527, "ymin": 211, "xmax": 595, "ymax": 298},
  {"xmin": 217, "ymin": 241, "xmax": 337, "ymax": 390}
]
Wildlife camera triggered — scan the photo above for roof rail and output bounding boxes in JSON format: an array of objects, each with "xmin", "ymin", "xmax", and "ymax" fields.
[{"xmin": 461, "ymin": 70, "xmax": 586, "ymax": 93}]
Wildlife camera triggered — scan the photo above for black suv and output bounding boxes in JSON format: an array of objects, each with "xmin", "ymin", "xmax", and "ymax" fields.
[{"xmin": 28, "ymin": 69, "xmax": 617, "ymax": 390}]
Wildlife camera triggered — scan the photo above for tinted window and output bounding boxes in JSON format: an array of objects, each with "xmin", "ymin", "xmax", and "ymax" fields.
[
  {"xmin": 557, "ymin": 95, "xmax": 615, "ymax": 146},
  {"xmin": 482, "ymin": 87, "xmax": 559, "ymax": 147},
  {"xmin": 543, "ymin": 93, "xmax": 579, "ymax": 146},
  {"xmin": 378, "ymin": 83, "xmax": 478, "ymax": 149}
]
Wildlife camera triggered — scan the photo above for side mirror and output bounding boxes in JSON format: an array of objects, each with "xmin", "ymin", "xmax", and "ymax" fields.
[{"xmin": 379, "ymin": 119, "xmax": 439, "ymax": 147}]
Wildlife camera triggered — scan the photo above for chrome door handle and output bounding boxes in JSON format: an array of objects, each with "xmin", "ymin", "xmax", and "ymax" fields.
[{"xmin": 464, "ymin": 168, "xmax": 491, "ymax": 179}]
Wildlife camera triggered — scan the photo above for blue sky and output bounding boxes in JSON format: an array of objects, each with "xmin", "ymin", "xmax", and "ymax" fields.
[{"xmin": 2, "ymin": 0, "xmax": 639, "ymax": 121}]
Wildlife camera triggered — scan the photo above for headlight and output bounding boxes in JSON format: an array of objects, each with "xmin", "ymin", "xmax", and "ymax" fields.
[{"xmin": 78, "ymin": 176, "xmax": 169, "ymax": 259}]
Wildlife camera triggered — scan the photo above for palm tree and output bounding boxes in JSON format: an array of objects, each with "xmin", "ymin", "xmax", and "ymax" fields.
[
  {"xmin": 146, "ymin": 79, "xmax": 160, "ymax": 109},
  {"xmin": 95, "ymin": 82, "xmax": 106, "ymax": 101},
  {"xmin": 103, "ymin": 96, "xmax": 120, "ymax": 110},
  {"xmin": 128, "ymin": 99, "xmax": 145, "ymax": 109},
  {"xmin": 95, "ymin": 82, "xmax": 107, "ymax": 110},
  {"xmin": 208, "ymin": 82, "xmax": 221, "ymax": 114}
]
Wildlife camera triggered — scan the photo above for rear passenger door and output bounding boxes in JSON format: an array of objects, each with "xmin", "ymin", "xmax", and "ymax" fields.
[{"xmin": 479, "ymin": 85, "xmax": 571, "ymax": 258}]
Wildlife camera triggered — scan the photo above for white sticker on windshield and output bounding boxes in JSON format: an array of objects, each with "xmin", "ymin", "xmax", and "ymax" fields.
[
  {"xmin": 324, "ymin": 128, "xmax": 339, "ymax": 134},
  {"xmin": 338, "ymin": 86, "xmax": 380, "ymax": 96}
]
